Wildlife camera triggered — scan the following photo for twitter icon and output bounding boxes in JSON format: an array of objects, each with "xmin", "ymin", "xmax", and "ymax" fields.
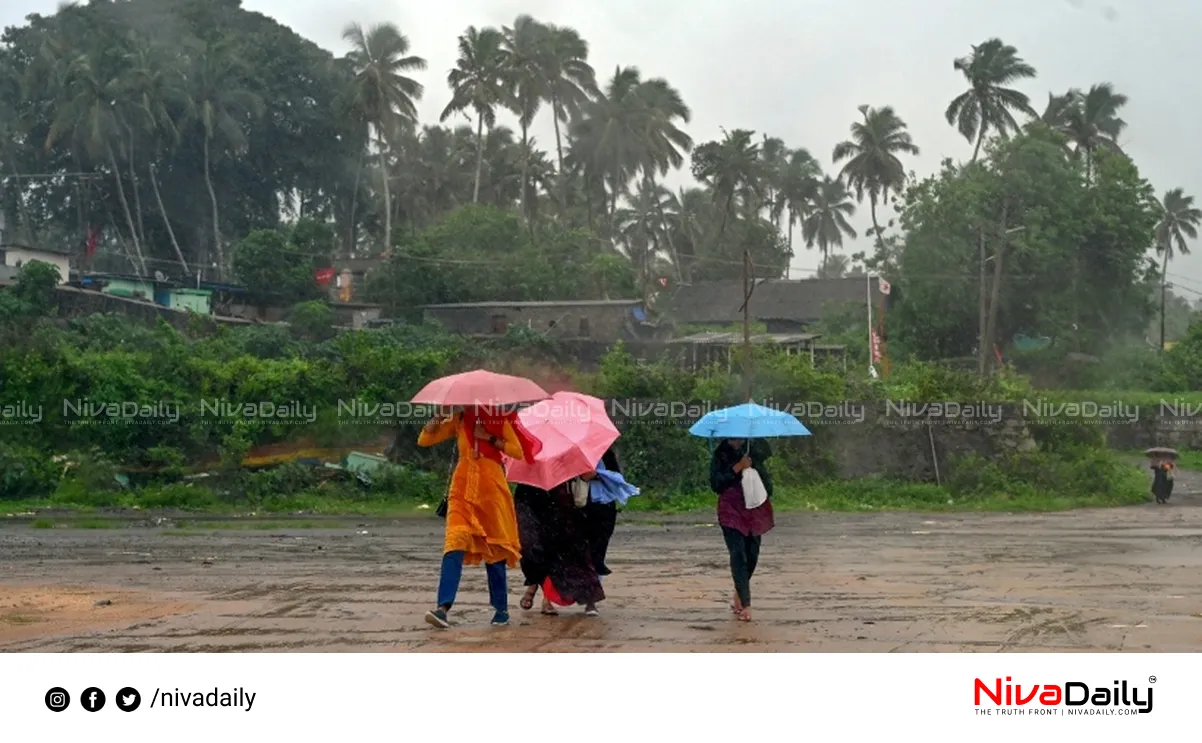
[{"xmin": 116, "ymin": 687, "xmax": 141, "ymax": 712}]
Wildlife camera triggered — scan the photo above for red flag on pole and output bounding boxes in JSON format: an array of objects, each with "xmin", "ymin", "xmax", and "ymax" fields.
[
  {"xmin": 314, "ymin": 267, "xmax": 335, "ymax": 286},
  {"xmin": 85, "ymin": 226, "xmax": 100, "ymax": 256}
]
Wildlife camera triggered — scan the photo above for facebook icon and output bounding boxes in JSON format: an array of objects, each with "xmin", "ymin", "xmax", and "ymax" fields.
[{"xmin": 80, "ymin": 687, "xmax": 106, "ymax": 712}]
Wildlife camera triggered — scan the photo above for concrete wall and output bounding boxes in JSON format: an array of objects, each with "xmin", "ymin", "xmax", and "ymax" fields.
[
  {"xmin": 424, "ymin": 302, "xmax": 639, "ymax": 342},
  {"xmin": 330, "ymin": 303, "xmax": 382, "ymax": 329},
  {"xmin": 802, "ymin": 404, "xmax": 1036, "ymax": 481}
]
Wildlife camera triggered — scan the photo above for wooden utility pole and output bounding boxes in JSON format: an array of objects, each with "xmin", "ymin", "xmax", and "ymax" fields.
[
  {"xmin": 1160, "ymin": 279, "xmax": 1169, "ymax": 353},
  {"xmin": 977, "ymin": 227, "xmax": 987, "ymax": 376},
  {"xmin": 742, "ymin": 249, "xmax": 752, "ymax": 401}
]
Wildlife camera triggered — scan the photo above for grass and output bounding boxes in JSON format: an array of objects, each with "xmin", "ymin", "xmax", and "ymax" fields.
[
  {"xmin": 5, "ymin": 476, "xmax": 1150, "ymax": 519},
  {"xmin": 624, "ymin": 477, "xmax": 1149, "ymax": 515},
  {"xmin": 3, "ymin": 448, "xmax": 1152, "ymax": 519}
]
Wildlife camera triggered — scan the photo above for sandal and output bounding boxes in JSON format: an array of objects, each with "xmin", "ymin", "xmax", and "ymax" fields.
[
  {"xmin": 731, "ymin": 592, "xmax": 743, "ymax": 614},
  {"xmin": 520, "ymin": 585, "xmax": 538, "ymax": 611},
  {"xmin": 541, "ymin": 599, "xmax": 559, "ymax": 616},
  {"xmin": 735, "ymin": 607, "xmax": 752, "ymax": 622}
]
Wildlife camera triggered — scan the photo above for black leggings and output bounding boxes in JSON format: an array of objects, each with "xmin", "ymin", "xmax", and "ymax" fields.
[{"xmin": 722, "ymin": 526, "xmax": 761, "ymax": 608}]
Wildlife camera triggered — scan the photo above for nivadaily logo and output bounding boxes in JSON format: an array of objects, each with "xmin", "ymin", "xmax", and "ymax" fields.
[{"xmin": 974, "ymin": 676, "xmax": 1153, "ymax": 715}]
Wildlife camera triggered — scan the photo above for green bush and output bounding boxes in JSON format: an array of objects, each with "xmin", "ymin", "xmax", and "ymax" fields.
[
  {"xmin": 367, "ymin": 464, "xmax": 443, "ymax": 502},
  {"xmin": 244, "ymin": 462, "xmax": 317, "ymax": 504},
  {"xmin": 946, "ymin": 447, "xmax": 1144, "ymax": 504},
  {"xmin": 0, "ymin": 444, "xmax": 59, "ymax": 500}
]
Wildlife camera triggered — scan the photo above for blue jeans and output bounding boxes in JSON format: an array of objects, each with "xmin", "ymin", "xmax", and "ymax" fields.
[{"xmin": 436, "ymin": 551, "xmax": 508, "ymax": 613}]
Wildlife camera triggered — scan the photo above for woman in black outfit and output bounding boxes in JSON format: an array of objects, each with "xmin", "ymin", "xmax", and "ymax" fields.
[
  {"xmin": 513, "ymin": 445, "xmax": 622, "ymax": 617},
  {"xmin": 582, "ymin": 447, "xmax": 622, "ymax": 579}
]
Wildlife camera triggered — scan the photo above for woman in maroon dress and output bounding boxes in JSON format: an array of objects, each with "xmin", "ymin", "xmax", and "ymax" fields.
[{"xmin": 709, "ymin": 438, "xmax": 775, "ymax": 621}]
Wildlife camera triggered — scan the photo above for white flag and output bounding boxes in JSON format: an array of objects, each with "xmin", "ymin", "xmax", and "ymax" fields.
[{"xmin": 879, "ymin": 278, "xmax": 891, "ymax": 295}]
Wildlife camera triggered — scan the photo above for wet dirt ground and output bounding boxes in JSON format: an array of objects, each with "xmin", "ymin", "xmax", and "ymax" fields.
[{"xmin": 3, "ymin": 480, "xmax": 1201, "ymax": 652}]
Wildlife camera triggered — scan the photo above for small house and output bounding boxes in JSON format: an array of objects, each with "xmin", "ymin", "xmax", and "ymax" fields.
[
  {"xmin": 664, "ymin": 277, "xmax": 892, "ymax": 331},
  {"xmin": 0, "ymin": 245, "xmax": 71, "ymax": 285},
  {"xmin": 154, "ymin": 287, "xmax": 213, "ymax": 315},
  {"xmin": 81, "ymin": 273, "xmax": 157, "ymax": 301}
]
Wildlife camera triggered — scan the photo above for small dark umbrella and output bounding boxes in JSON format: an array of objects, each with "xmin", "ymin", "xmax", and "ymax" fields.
[{"xmin": 1145, "ymin": 447, "xmax": 1179, "ymax": 459}]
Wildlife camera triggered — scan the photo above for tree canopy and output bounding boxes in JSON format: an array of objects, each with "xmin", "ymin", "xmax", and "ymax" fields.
[{"xmin": 0, "ymin": 2, "xmax": 1196, "ymax": 363}]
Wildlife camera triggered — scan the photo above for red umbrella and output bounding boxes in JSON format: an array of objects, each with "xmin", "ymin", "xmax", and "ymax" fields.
[
  {"xmin": 503, "ymin": 392, "xmax": 619, "ymax": 490},
  {"xmin": 410, "ymin": 369, "xmax": 549, "ymax": 408}
]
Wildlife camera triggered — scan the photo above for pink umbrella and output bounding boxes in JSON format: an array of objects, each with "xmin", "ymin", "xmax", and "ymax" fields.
[
  {"xmin": 504, "ymin": 392, "xmax": 619, "ymax": 490},
  {"xmin": 409, "ymin": 369, "xmax": 549, "ymax": 408}
]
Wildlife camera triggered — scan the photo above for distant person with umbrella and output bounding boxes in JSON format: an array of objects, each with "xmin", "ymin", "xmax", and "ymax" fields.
[
  {"xmin": 1146, "ymin": 447, "xmax": 1177, "ymax": 504},
  {"xmin": 690, "ymin": 403, "xmax": 811, "ymax": 622},
  {"xmin": 411, "ymin": 371, "xmax": 547, "ymax": 629}
]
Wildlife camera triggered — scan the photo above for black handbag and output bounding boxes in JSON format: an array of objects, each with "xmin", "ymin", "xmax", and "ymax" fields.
[{"xmin": 435, "ymin": 448, "xmax": 457, "ymax": 519}]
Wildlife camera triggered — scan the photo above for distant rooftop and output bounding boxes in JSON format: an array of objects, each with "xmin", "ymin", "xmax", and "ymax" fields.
[
  {"xmin": 421, "ymin": 299, "xmax": 642, "ymax": 309},
  {"xmin": 0, "ymin": 243, "xmax": 72, "ymax": 256},
  {"xmin": 664, "ymin": 277, "xmax": 883, "ymax": 325}
]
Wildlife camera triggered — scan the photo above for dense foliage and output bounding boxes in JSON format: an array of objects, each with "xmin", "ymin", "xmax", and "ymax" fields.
[
  {"xmin": 0, "ymin": 5, "xmax": 1194, "ymax": 513},
  {"xmin": 3, "ymin": 2, "xmax": 1195, "ymax": 355}
]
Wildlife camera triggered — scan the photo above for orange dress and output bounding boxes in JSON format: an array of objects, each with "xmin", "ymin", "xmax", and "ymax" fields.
[{"xmin": 418, "ymin": 414, "xmax": 525, "ymax": 568}]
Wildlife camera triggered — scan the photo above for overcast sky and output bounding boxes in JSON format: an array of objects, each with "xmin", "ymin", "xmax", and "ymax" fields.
[{"xmin": 4, "ymin": 0, "xmax": 1200, "ymax": 294}]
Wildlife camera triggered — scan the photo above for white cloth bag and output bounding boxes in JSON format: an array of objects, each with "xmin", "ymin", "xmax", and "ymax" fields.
[
  {"xmin": 569, "ymin": 477, "xmax": 590, "ymax": 508},
  {"xmin": 741, "ymin": 467, "xmax": 768, "ymax": 509}
]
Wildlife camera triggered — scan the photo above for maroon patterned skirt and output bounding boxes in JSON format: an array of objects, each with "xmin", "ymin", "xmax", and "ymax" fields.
[{"xmin": 716, "ymin": 484, "xmax": 775, "ymax": 537}]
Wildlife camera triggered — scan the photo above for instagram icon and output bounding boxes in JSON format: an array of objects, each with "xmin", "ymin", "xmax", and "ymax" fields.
[{"xmin": 45, "ymin": 687, "xmax": 70, "ymax": 712}]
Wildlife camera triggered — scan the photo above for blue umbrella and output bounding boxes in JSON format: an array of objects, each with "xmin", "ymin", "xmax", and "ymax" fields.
[{"xmin": 687, "ymin": 402, "xmax": 812, "ymax": 439}]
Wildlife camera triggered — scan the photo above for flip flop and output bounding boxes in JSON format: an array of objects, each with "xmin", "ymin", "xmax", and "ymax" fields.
[
  {"xmin": 735, "ymin": 608, "xmax": 752, "ymax": 622},
  {"xmin": 520, "ymin": 586, "xmax": 537, "ymax": 611},
  {"xmin": 541, "ymin": 600, "xmax": 559, "ymax": 616}
]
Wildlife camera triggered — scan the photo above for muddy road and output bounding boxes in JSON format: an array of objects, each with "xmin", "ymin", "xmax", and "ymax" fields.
[{"xmin": 3, "ymin": 491, "xmax": 1201, "ymax": 652}]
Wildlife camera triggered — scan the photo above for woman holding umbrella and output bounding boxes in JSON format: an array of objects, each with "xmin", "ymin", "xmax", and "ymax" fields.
[
  {"xmin": 412, "ymin": 371, "xmax": 546, "ymax": 629},
  {"xmin": 690, "ymin": 402, "xmax": 811, "ymax": 623},
  {"xmin": 710, "ymin": 438, "xmax": 775, "ymax": 622},
  {"xmin": 507, "ymin": 392, "xmax": 638, "ymax": 617}
]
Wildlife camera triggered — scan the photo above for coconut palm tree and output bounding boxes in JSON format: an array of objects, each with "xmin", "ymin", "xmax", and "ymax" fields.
[
  {"xmin": 184, "ymin": 40, "xmax": 264, "ymax": 277},
  {"xmin": 801, "ymin": 176, "xmax": 857, "ymax": 274},
  {"xmin": 342, "ymin": 21, "xmax": 426, "ymax": 257},
  {"xmin": 116, "ymin": 36, "xmax": 190, "ymax": 274},
  {"xmin": 832, "ymin": 105, "xmax": 918, "ymax": 251},
  {"xmin": 442, "ymin": 26, "xmax": 509, "ymax": 204},
  {"xmin": 615, "ymin": 179, "xmax": 673, "ymax": 294},
  {"xmin": 690, "ymin": 128, "xmax": 762, "ymax": 238},
  {"xmin": 945, "ymin": 38, "xmax": 1038, "ymax": 161},
  {"xmin": 1155, "ymin": 188, "xmax": 1202, "ymax": 278},
  {"xmin": 45, "ymin": 51, "xmax": 148, "ymax": 275},
  {"xmin": 775, "ymin": 148, "xmax": 821, "ymax": 275},
  {"xmin": 569, "ymin": 67, "xmax": 690, "ymax": 225},
  {"xmin": 759, "ymin": 135, "xmax": 789, "ymax": 222},
  {"xmin": 1040, "ymin": 91, "xmax": 1075, "ymax": 129},
  {"xmin": 534, "ymin": 22, "xmax": 598, "ymax": 205},
  {"xmin": 1154, "ymin": 188, "xmax": 1201, "ymax": 349},
  {"xmin": 1055, "ymin": 83, "xmax": 1129, "ymax": 180},
  {"xmin": 501, "ymin": 15, "xmax": 548, "ymax": 219},
  {"xmin": 636, "ymin": 76, "xmax": 692, "ymax": 184}
]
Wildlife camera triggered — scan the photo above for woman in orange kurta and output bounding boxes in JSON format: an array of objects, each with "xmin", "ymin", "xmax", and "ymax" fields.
[{"xmin": 419, "ymin": 406, "xmax": 540, "ymax": 629}]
